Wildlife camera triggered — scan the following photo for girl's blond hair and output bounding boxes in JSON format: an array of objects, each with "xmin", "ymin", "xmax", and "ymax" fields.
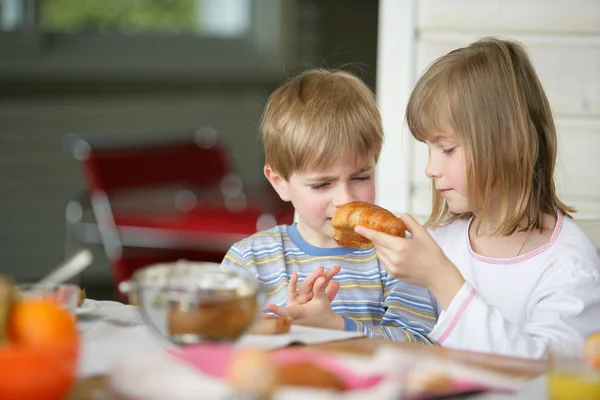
[
  {"xmin": 406, "ymin": 37, "xmax": 574, "ymax": 235},
  {"xmin": 260, "ymin": 69, "xmax": 383, "ymax": 180}
]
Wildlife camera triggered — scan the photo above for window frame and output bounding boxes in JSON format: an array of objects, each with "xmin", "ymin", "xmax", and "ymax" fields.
[{"xmin": 0, "ymin": 0, "xmax": 297, "ymax": 83}]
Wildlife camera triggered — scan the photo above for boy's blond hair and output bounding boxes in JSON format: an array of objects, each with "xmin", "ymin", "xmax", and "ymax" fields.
[
  {"xmin": 406, "ymin": 37, "xmax": 574, "ymax": 235},
  {"xmin": 261, "ymin": 69, "xmax": 383, "ymax": 180}
]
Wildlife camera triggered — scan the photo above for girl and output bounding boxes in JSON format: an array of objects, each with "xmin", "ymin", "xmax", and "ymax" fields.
[{"xmin": 356, "ymin": 37, "xmax": 600, "ymax": 359}]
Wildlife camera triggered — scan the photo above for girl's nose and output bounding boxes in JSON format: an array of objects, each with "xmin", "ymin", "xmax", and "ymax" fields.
[{"xmin": 425, "ymin": 159, "xmax": 441, "ymax": 179}]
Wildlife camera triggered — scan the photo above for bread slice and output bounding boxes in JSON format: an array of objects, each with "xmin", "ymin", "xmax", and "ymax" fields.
[{"xmin": 248, "ymin": 315, "xmax": 291, "ymax": 335}]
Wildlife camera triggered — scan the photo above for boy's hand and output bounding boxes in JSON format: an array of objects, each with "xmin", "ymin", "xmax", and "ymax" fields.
[
  {"xmin": 355, "ymin": 214, "xmax": 465, "ymax": 310},
  {"xmin": 265, "ymin": 276, "xmax": 345, "ymax": 330},
  {"xmin": 287, "ymin": 265, "xmax": 341, "ymax": 306}
]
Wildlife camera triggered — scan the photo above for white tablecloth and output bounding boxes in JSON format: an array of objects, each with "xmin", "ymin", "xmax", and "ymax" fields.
[
  {"xmin": 77, "ymin": 299, "xmax": 363, "ymax": 378},
  {"xmin": 77, "ymin": 300, "xmax": 164, "ymax": 377}
]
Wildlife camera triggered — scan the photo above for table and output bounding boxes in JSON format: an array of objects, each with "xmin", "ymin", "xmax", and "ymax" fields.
[{"xmin": 69, "ymin": 336, "xmax": 547, "ymax": 399}]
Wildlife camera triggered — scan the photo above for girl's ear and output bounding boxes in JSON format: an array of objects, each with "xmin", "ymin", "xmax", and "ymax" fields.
[{"xmin": 264, "ymin": 165, "xmax": 291, "ymax": 202}]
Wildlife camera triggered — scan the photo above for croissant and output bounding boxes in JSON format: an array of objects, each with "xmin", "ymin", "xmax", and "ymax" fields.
[{"xmin": 331, "ymin": 202, "xmax": 406, "ymax": 248}]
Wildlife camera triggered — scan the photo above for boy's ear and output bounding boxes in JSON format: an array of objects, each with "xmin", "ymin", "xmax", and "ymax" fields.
[{"xmin": 264, "ymin": 165, "xmax": 291, "ymax": 202}]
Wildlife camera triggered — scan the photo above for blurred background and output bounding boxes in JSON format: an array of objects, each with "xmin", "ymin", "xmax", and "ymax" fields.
[
  {"xmin": 1, "ymin": 0, "xmax": 599, "ymax": 300},
  {"xmin": 0, "ymin": 0, "xmax": 380, "ymax": 299}
]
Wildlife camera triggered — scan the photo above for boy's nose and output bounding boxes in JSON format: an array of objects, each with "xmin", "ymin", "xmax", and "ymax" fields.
[{"xmin": 332, "ymin": 185, "xmax": 355, "ymax": 206}]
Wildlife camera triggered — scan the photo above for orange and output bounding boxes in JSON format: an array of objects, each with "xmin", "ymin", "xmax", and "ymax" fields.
[
  {"xmin": 584, "ymin": 332, "xmax": 600, "ymax": 369},
  {"xmin": 0, "ymin": 345, "xmax": 78, "ymax": 400},
  {"xmin": 9, "ymin": 299, "xmax": 78, "ymax": 347},
  {"xmin": 0, "ymin": 299, "xmax": 78, "ymax": 400}
]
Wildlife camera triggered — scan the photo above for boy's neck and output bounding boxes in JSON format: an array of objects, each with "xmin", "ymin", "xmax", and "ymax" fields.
[{"xmin": 296, "ymin": 221, "xmax": 340, "ymax": 249}]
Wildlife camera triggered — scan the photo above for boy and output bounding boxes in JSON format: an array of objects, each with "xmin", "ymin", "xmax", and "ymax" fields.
[{"xmin": 221, "ymin": 69, "xmax": 436, "ymax": 342}]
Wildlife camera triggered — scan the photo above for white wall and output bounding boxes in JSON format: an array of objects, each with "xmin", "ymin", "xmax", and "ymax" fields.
[{"xmin": 376, "ymin": 0, "xmax": 600, "ymax": 245}]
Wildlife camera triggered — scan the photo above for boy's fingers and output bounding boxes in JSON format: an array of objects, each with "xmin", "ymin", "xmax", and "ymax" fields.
[
  {"xmin": 296, "ymin": 292, "xmax": 313, "ymax": 304},
  {"xmin": 313, "ymin": 276, "xmax": 328, "ymax": 294},
  {"xmin": 323, "ymin": 265, "xmax": 341, "ymax": 281},
  {"xmin": 264, "ymin": 303, "xmax": 301, "ymax": 320},
  {"xmin": 290, "ymin": 272, "xmax": 299, "ymax": 287},
  {"xmin": 325, "ymin": 281, "xmax": 340, "ymax": 302},
  {"xmin": 299, "ymin": 266, "xmax": 324, "ymax": 295},
  {"xmin": 287, "ymin": 272, "xmax": 299, "ymax": 302}
]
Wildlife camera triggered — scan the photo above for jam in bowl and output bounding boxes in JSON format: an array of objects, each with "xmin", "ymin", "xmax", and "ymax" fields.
[{"xmin": 119, "ymin": 261, "xmax": 261, "ymax": 345}]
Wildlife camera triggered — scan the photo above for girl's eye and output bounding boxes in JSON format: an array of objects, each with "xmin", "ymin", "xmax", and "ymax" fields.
[
  {"xmin": 311, "ymin": 182, "xmax": 329, "ymax": 190},
  {"xmin": 442, "ymin": 147, "xmax": 455, "ymax": 155},
  {"xmin": 352, "ymin": 175, "xmax": 371, "ymax": 182}
]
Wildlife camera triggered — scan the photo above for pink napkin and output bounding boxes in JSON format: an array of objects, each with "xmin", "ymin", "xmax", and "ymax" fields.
[
  {"xmin": 169, "ymin": 344, "xmax": 383, "ymax": 390},
  {"xmin": 168, "ymin": 343, "xmax": 501, "ymax": 398}
]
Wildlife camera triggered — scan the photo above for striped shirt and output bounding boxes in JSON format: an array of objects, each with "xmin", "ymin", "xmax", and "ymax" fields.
[{"xmin": 221, "ymin": 224, "xmax": 437, "ymax": 343}]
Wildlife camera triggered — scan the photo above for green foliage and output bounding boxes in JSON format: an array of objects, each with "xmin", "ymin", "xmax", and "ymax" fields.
[{"xmin": 41, "ymin": 0, "xmax": 198, "ymax": 34}]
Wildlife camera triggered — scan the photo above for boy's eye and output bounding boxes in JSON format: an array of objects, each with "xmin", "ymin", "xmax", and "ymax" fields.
[
  {"xmin": 442, "ymin": 147, "xmax": 455, "ymax": 155},
  {"xmin": 352, "ymin": 175, "xmax": 371, "ymax": 182},
  {"xmin": 310, "ymin": 182, "xmax": 329, "ymax": 190}
]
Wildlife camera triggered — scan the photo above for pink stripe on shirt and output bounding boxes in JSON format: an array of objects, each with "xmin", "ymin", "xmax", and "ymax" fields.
[
  {"xmin": 437, "ymin": 288, "xmax": 477, "ymax": 345},
  {"xmin": 466, "ymin": 211, "xmax": 564, "ymax": 265}
]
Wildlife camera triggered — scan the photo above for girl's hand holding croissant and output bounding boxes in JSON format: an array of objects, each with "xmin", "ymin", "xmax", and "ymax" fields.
[{"xmin": 355, "ymin": 214, "xmax": 465, "ymax": 309}]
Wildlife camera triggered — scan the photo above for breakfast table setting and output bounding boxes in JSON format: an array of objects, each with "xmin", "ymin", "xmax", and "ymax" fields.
[
  {"xmin": 2, "ymin": 255, "xmax": 598, "ymax": 400},
  {"xmin": 71, "ymin": 295, "xmax": 552, "ymax": 400},
  {"xmin": 64, "ymin": 260, "xmax": 557, "ymax": 400},
  {"xmin": 70, "ymin": 298, "xmax": 529, "ymax": 398}
]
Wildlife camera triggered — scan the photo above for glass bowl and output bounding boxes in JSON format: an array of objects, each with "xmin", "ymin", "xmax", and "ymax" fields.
[
  {"xmin": 119, "ymin": 261, "xmax": 262, "ymax": 345},
  {"xmin": 16, "ymin": 283, "xmax": 80, "ymax": 315}
]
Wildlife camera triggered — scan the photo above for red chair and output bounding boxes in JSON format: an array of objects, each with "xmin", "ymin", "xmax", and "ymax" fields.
[{"xmin": 65, "ymin": 128, "xmax": 294, "ymax": 294}]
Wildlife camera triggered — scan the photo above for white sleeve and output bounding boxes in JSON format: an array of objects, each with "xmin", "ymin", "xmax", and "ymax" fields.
[{"xmin": 428, "ymin": 260, "xmax": 600, "ymax": 359}]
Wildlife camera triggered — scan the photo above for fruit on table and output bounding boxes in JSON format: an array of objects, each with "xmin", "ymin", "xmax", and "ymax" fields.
[
  {"xmin": 0, "ymin": 276, "xmax": 78, "ymax": 400},
  {"xmin": 10, "ymin": 299, "xmax": 78, "ymax": 347},
  {"xmin": 584, "ymin": 332, "xmax": 600, "ymax": 369}
]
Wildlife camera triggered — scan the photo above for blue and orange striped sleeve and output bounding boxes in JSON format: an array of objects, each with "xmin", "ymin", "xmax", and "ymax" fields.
[{"xmin": 343, "ymin": 271, "xmax": 437, "ymax": 343}]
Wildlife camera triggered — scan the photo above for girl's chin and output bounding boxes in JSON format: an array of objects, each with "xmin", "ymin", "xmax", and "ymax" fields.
[{"xmin": 446, "ymin": 201, "xmax": 472, "ymax": 214}]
